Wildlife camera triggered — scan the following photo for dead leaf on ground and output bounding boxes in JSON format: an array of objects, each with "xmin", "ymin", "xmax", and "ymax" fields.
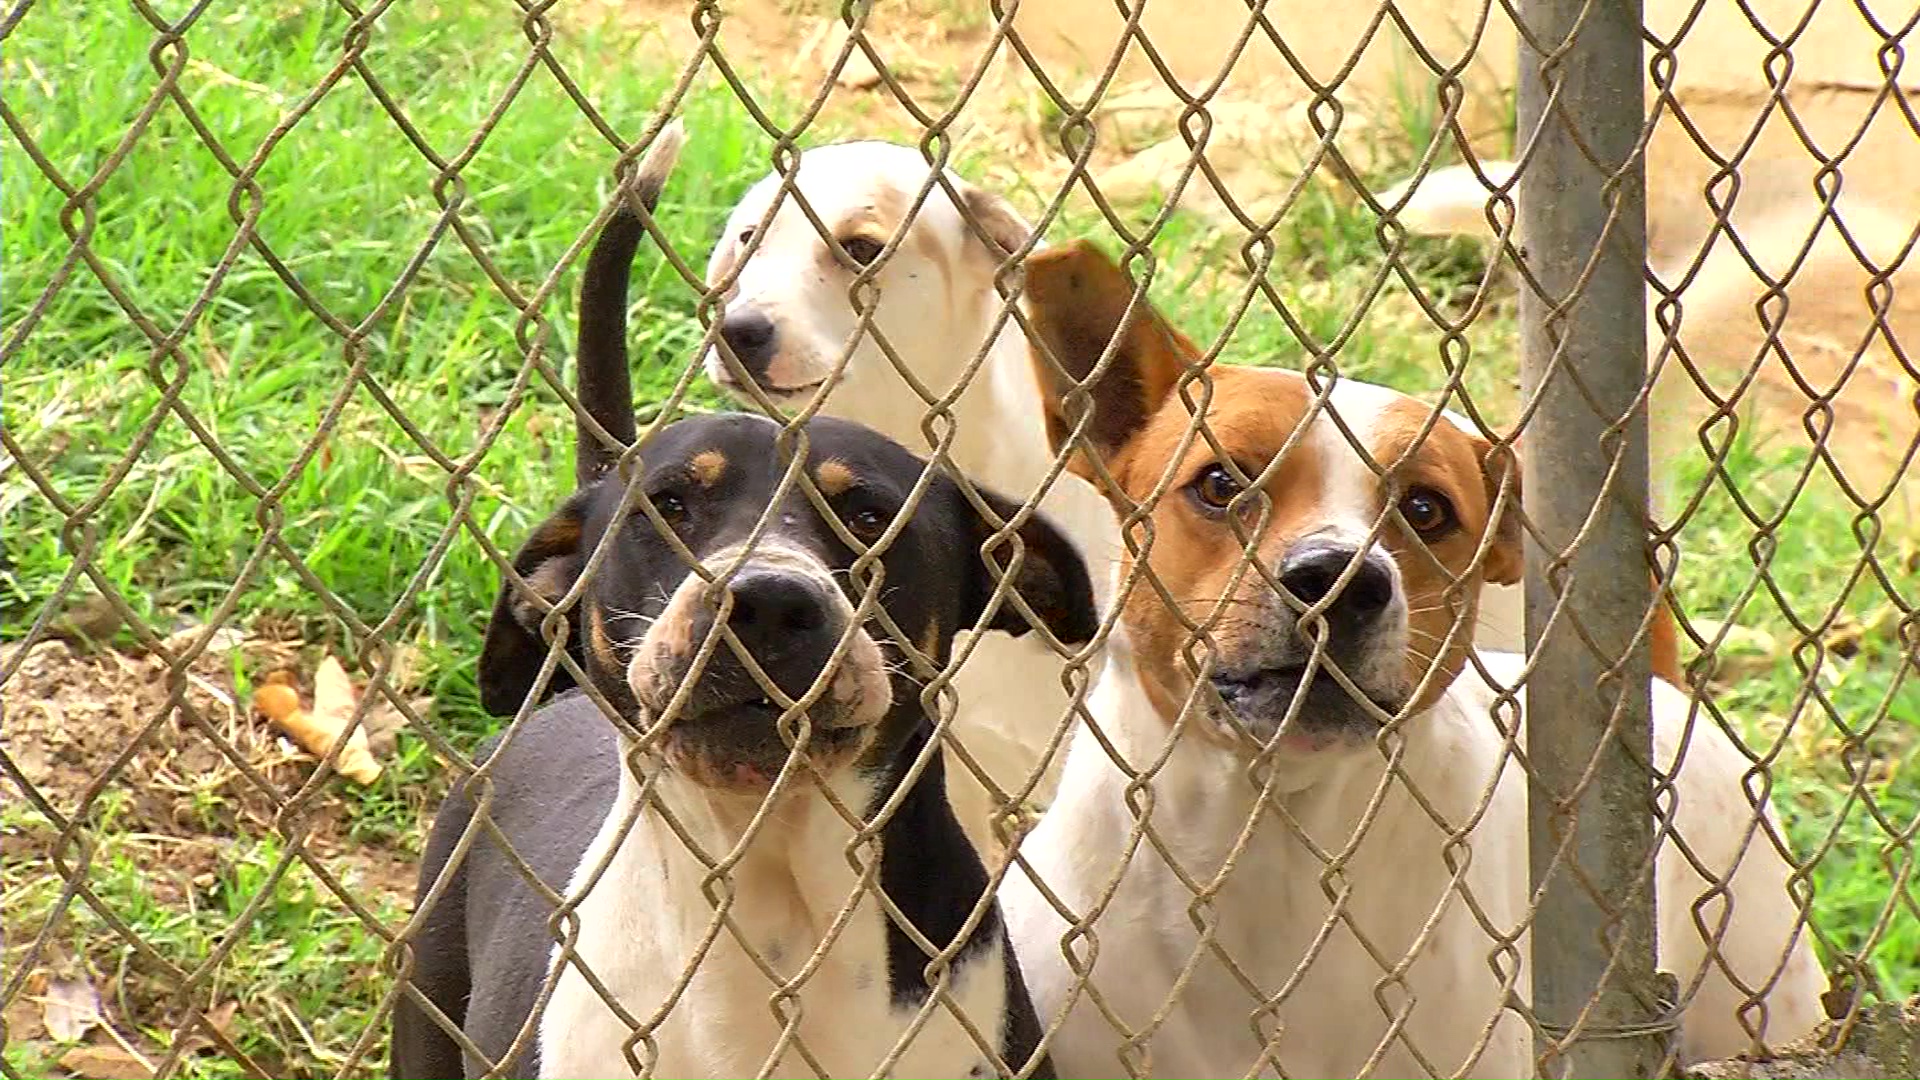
[
  {"xmin": 57, "ymin": 1044, "xmax": 155, "ymax": 1080},
  {"xmin": 362, "ymin": 693, "xmax": 429, "ymax": 757},
  {"xmin": 40, "ymin": 975, "xmax": 101, "ymax": 1043},
  {"xmin": 252, "ymin": 655, "xmax": 382, "ymax": 785},
  {"xmin": 173, "ymin": 1000, "xmax": 240, "ymax": 1057},
  {"xmin": 154, "ymin": 624, "xmax": 246, "ymax": 658}
]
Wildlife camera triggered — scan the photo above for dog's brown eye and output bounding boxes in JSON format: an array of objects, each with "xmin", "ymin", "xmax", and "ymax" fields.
[
  {"xmin": 847, "ymin": 507, "xmax": 888, "ymax": 543},
  {"xmin": 736, "ymin": 227, "xmax": 756, "ymax": 247},
  {"xmin": 1399, "ymin": 487, "xmax": 1456, "ymax": 538},
  {"xmin": 840, "ymin": 235, "xmax": 885, "ymax": 267},
  {"xmin": 1190, "ymin": 464, "xmax": 1244, "ymax": 512},
  {"xmin": 649, "ymin": 492, "xmax": 687, "ymax": 526}
]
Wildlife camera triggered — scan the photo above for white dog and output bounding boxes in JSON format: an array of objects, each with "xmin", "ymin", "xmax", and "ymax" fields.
[
  {"xmin": 700, "ymin": 143, "xmax": 1527, "ymax": 848},
  {"xmin": 999, "ymin": 240, "xmax": 1827, "ymax": 1078}
]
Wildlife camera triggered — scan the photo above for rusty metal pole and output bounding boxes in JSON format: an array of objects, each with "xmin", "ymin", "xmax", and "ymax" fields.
[{"xmin": 1515, "ymin": 0, "xmax": 1663, "ymax": 1077}]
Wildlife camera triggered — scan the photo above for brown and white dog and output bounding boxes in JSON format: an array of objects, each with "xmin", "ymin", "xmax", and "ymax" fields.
[
  {"xmin": 699, "ymin": 143, "xmax": 1528, "ymax": 849},
  {"xmin": 999, "ymin": 240, "xmax": 1827, "ymax": 1078}
]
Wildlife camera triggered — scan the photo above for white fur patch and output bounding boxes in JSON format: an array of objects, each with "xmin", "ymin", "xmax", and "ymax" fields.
[{"xmin": 537, "ymin": 769, "xmax": 1010, "ymax": 1078}]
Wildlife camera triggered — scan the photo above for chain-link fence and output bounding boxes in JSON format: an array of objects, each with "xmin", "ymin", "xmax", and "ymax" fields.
[{"xmin": 4, "ymin": 1, "xmax": 1915, "ymax": 1077}]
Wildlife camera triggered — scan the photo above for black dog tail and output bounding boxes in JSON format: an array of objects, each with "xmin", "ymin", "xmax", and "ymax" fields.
[{"xmin": 575, "ymin": 118, "xmax": 686, "ymax": 488}]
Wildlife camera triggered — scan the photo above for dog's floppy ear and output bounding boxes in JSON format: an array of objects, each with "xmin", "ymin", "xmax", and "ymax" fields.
[
  {"xmin": 1473, "ymin": 437, "xmax": 1683, "ymax": 683},
  {"xmin": 1021, "ymin": 240, "xmax": 1197, "ymax": 479},
  {"xmin": 958, "ymin": 483, "xmax": 1099, "ymax": 648},
  {"xmin": 1474, "ymin": 438, "xmax": 1525, "ymax": 587},
  {"xmin": 478, "ymin": 491, "xmax": 594, "ymax": 716},
  {"xmin": 956, "ymin": 179, "xmax": 1033, "ymax": 261}
]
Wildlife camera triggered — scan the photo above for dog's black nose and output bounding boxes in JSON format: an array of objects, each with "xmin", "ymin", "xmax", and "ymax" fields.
[
  {"xmin": 726, "ymin": 569, "xmax": 828, "ymax": 639},
  {"xmin": 718, "ymin": 309, "xmax": 778, "ymax": 377},
  {"xmin": 719, "ymin": 569, "xmax": 838, "ymax": 700},
  {"xmin": 1278, "ymin": 541, "xmax": 1395, "ymax": 626}
]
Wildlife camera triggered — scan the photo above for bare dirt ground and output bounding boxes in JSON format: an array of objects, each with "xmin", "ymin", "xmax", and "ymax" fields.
[{"xmin": 3, "ymin": 631, "xmax": 425, "ymax": 1077}]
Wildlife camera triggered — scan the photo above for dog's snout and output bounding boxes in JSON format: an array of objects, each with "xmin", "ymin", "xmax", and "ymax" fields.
[
  {"xmin": 1279, "ymin": 542, "xmax": 1394, "ymax": 624},
  {"xmin": 713, "ymin": 569, "xmax": 844, "ymax": 695},
  {"xmin": 727, "ymin": 569, "xmax": 829, "ymax": 639},
  {"xmin": 719, "ymin": 309, "xmax": 778, "ymax": 375}
]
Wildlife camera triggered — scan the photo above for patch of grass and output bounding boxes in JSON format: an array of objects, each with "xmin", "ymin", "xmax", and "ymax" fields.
[
  {"xmin": 1, "ymin": 798, "xmax": 407, "ymax": 1079},
  {"xmin": 4, "ymin": 4, "xmax": 788, "ymax": 729},
  {"xmin": 1663, "ymin": 430, "xmax": 1919, "ymax": 998}
]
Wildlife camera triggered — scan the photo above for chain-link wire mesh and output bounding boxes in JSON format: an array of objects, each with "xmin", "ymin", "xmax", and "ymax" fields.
[{"xmin": 4, "ymin": 1, "xmax": 1914, "ymax": 1077}]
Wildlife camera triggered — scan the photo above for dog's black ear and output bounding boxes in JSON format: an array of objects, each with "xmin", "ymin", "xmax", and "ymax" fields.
[
  {"xmin": 478, "ymin": 491, "xmax": 595, "ymax": 716},
  {"xmin": 958, "ymin": 484, "xmax": 1099, "ymax": 648}
]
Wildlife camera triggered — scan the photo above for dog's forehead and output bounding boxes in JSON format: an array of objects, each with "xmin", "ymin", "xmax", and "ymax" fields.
[
  {"xmin": 801, "ymin": 416, "xmax": 926, "ymax": 486},
  {"xmin": 639, "ymin": 412, "xmax": 779, "ymax": 471},
  {"xmin": 733, "ymin": 142, "xmax": 953, "ymax": 229},
  {"xmin": 1201, "ymin": 369, "xmax": 1478, "ymax": 462},
  {"xmin": 640, "ymin": 414, "xmax": 923, "ymax": 496},
  {"xmin": 1139, "ymin": 368, "xmax": 1484, "ymax": 510}
]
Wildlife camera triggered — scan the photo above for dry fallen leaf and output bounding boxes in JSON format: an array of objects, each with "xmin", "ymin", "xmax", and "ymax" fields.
[
  {"xmin": 173, "ymin": 1000, "xmax": 240, "ymax": 1057},
  {"xmin": 252, "ymin": 658, "xmax": 382, "ymax": 784},
  {"xmin": 313, "ymin": 654, "xmax": 354, "ymax": 716},
  {"xmin": 362, "ymin": 693, "xmax": 428, "ymax": 757},
  {"xmin": 40, "ymin": 975, "xmax": 100, "ymax": 1043},
  {"xmin": 57, "ymin": 1044, "xmax": 155, "ymax": 1080}
]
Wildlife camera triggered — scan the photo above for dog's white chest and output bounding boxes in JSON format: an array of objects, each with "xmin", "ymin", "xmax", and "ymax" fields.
[{"xmin": 536, "ymin": 809, "xmax": 1007, "ymax": 1079}]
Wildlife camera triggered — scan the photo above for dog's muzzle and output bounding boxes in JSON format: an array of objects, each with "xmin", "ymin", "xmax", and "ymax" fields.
[
  {"xmin": 706, "ymin": 306, "xmax": 826, "ymax": 405},
  {"xmin": 626, "ymin": 547, "xmax": 891, "ymax": 788},
  {"xmin": 1206, "ymin": 538, "xmax": 1410, "ymax": 752}
]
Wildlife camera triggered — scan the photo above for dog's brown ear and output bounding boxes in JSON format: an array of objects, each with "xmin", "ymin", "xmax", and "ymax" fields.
[
  {"xmin": 478, "ymin": 492, "xmax": 594, "ymax": 716},
  {"xmin": 1475, "ymin": 439, "xmax": 1525, "ymax": 588},
  {"xmin": 956, "ymin": 179, "xmax": 1032, "ymax": 261},
  {"xmin": 1022, "ymin": 240, "xmax": 1196, "ymax": 478},
  {"xmin": 959, "ymin": 484, "xmax": 1099, "ymax": 649},
  {"xmin": 1475, "ymin": 435, "xmax": 1682, "ymax": 682}
]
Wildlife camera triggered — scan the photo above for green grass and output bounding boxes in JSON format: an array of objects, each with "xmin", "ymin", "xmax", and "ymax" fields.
[
  {"xmin": 1661, "ymin": 431, "xmax": 1919, "ymax": 999},
  {"xmin": 3, "ymin": 2, "xmax": 1913, "ymax": 1077}
]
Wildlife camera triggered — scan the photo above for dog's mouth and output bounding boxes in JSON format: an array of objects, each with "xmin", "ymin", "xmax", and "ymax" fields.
[
  {"xmin": 656, "ymin": 692, "xmax": 868, "ymax": 790},
  {"xmin": 1209, "ymin": 663, "xmax": 1405, "ymax": 752},
  {"xmin": 711, "ymin": 373, "xmax": 827, "ymax": 406}
]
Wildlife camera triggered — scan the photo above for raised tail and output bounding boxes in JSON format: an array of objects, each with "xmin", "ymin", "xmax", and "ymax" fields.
[{"xmin": 575, "ymin": 118, "xmax": 686, "ymax": 487}]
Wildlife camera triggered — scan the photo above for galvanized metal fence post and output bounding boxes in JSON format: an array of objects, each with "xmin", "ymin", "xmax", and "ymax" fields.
[{"xmin": 1515, "ymin": 0, "xmax": 1664, "ymax": 1076}]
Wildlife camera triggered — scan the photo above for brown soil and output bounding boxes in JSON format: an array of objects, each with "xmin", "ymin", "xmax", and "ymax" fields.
[{"xmin": 2, "ymin": 632, "xmax": 425, "ymax": 1077}]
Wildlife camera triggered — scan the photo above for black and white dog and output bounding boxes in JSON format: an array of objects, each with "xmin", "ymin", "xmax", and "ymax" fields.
[{"xmin": 389, "ymin": 123, "xmax": 1089, "ymax": 1079}]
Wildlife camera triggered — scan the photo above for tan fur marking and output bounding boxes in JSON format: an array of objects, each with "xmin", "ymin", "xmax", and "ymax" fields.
[
  {"xmin": 1113, "ymin": 368, "xmax": 1325, "ymax": 725},
  {"xmin": 587, "ymin": 602, "xmax": 619, "ymax": 672},
  {"xmin": 822, "ymin": 182, "xmax": 907, "ymax": 272},
  {"xmin": 814, "ymin": 459, "xmax": 857, "ymax": 497},
  {"xmin": 536, "ymin": 514, "xmax": 581, "ymax": 552},
  {"xmin": 1365, "ymin": 395, "xmax": 1504, "ymax": 709},
  {"xmin": 689, "ymin": 450, "xmax": 726, "ymax": 488}
]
